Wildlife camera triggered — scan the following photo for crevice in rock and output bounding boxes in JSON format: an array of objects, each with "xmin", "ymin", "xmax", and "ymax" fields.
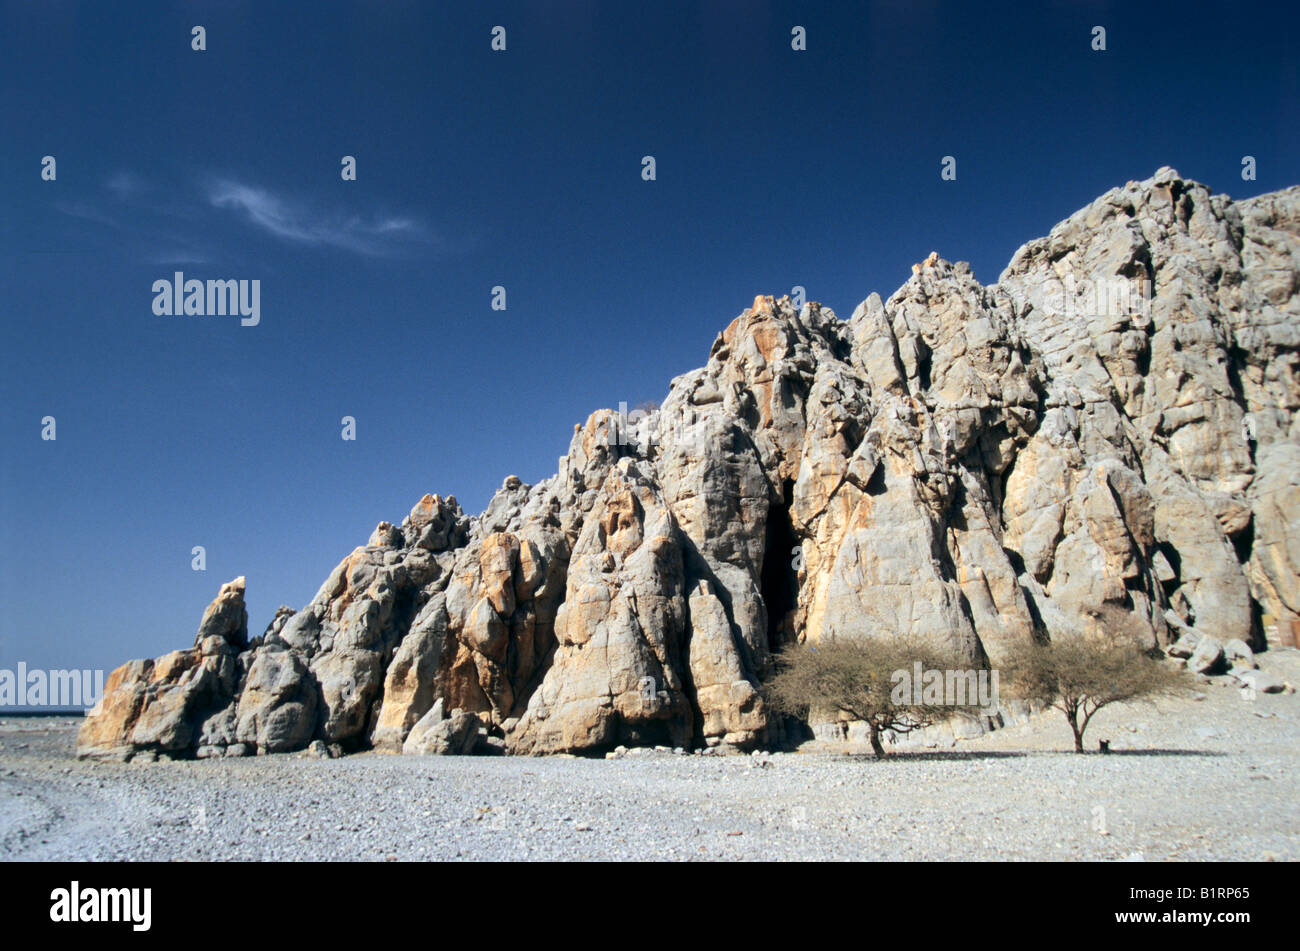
[
  {"xmin": 1003, "ymin": 547, "xmax": 1027, "ymax": 576},
  {"xmin": 935, "ymin": 476, "xmax": 968, "ymax": 583},
  {"xmin": 678, "ymin": 594, "xmax": 706, "ymax": 751},
  {"xmin": 1019, "ymin": 582, "xmax": 1051, "ymax": 645},
  {"xmin": 1231, "ymin": 515, "xmax": 1255, "ymax": 567},
  {"xmin": 865, "ymin": 463, "xmax": 887, "ymax": 496},
  {"xmin": 1155, "ymin": 540, "xmax": 1182, "ymax": 597},
  {"xmin": 1121, "ymin": 574, "xmax": 1148, "ymax": 618},
  {"xmin": 1225, "ymin": 343, "xmax": 1257, "ymax": 459},
  {"xmin": 1136, "ymin": 338, "xmax": 1152, "ymax": 378},
  {"xmin": 760, "ymin": 479, "xmax": 801, "ymax": 654},
  {"xmin": 1247, "ymin": 596, "xmax": 1267, "ymax": 652},
  {"xmin": 356, "ymin": 584, "xmax": 426, "ymax": 747},
  {"xmin": 994, "ymin": 445, "xmax": 1019, "ymax": 515}
]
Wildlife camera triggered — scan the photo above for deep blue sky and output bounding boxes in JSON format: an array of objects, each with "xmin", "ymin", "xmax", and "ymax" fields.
[{"xmin": 2, "ymin": 0, "xmax": 1297, "ymax": 675}]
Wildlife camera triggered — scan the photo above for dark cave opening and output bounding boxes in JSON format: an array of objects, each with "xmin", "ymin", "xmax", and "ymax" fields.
[
  {"xmin": 865, "ymin": 463, "xmax": 887, "ymax": 496},
  {"xmin": 1232, "ymin": 516, "xmax": 1255, "ymax": 567},
  {"xmin": 917, "ymin": 345, "xmax": 933, "ymax": 392},
  {"xmin": 761, "ymin": 479, "xmax": 801, "ymax": 654},
  {"xmin": 616, "ymin": 717, "xmax": 675, "ymax": 751}
]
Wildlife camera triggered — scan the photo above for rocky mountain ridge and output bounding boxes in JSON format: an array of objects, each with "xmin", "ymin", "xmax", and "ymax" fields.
[{"xmin": 79, "ymin": 168, "xmax": 1300, "ymax": 759}]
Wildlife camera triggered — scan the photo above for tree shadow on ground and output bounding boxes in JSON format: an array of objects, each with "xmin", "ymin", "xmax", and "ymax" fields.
[
  {"xmin": 1094, "ymin": 748, "xmax": 1227, "ymax": 757},
  {"xmin": 825, "ymin": 748, "xmax": 1227, "ymax": 762}
]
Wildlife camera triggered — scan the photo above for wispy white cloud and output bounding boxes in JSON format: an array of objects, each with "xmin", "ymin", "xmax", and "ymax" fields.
[
  {"xmin": 207, "ymin": 179, "xmax": 425, "ymax": 256},
  {"xmin": 54, "ymin": 199, "xmax": 120, "ymax": 229},
  {"xmin": 105, "ymin": 170, "xmax": 146, "ymax": 200},
  {"xmin": 50, "ymin": 171, "xmax": 436, "ymax": 261},
  {"xmin": 54, "ymin": 173, "xmax": 209, "ymax": 265},
  {"xmin": 149, "ymin": 247, "xmax": 210, "ymax": 265}
]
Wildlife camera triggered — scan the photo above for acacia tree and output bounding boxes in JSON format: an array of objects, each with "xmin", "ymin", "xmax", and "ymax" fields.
[
  {"xmin": 1001, "ymin": 634, "xmax": 1192, "ymax": 752},
  {"xmin": 764, "ymin": 637, "xmax": 988, "ymax": 757}
]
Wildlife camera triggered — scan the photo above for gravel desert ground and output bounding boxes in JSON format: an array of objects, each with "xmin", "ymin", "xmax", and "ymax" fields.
[{"xmin": 3, "ymin": 650, "xmax": 1297, "ymax": 862}]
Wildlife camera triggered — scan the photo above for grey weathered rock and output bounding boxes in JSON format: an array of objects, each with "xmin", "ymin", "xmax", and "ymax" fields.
[
  {"xmin": 193, "ymin": 576, "xmax": 249, "ymax": 651},
  {"xmin": 234, "ymin": 648, "xmax": 318, "ymax": 754},
  {"xmin": 1233, "ymin": 669, "xmax": 1288, "ymax": 694},
  {"xmin": 368, "ymin": 595, "xmax": 448, "ymax": 751},
  {"xmin": 252, "ymin": 605, "xmax": 295, "ymax": 649},
  {"xmin": 509, "ymin": 461, "xmax": 695, "ymax": 754},
  {"xmin": 80, "ymin": 169, "xmax": 1300, "ymax": 760},
  {"xmin": 402, "ymin": 705, "xmax": 482, "ymax": 755},
  {"xmin": 1187, "ymin": 636, "xmax": 1226, "ymax": 675},
  {"xmin": 79, "ymin": 585, "xmax": 244, "ymax": 759},
  {"xmin": 686, "ymin": 580, "xmax": 768, "ymax": 748},
  {"xmin": 304, "ymin": 739, "xmax": 332, "ymax": 758},
  {"xmin": 1223, "ymin": 638, "xmax": 1258, "ymax": 669}
]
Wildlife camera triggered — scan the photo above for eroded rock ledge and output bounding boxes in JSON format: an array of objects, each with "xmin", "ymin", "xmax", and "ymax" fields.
[{"xmin": 80, "ymin": 168, "xmax": 1300, "ymax": 760}]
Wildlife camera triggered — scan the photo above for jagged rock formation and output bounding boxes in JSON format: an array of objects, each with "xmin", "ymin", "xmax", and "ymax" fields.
[{"xmin": 79, "ymin": 169, "xmax": 1300, "ymax": 760}]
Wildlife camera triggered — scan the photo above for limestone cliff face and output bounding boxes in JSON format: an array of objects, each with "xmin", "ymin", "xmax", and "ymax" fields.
[{"xmin": 79, "ymin": 169, "xmax": 1300, "ymax": 760}]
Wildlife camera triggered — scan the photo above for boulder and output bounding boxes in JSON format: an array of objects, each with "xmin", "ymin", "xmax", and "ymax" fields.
[
  {"xmin": 402, "ymin": 704, "xmax": 482, "ymax": 755},
  {"xmin": 1234, "ymin": 669, "xmax": 1288, "ymax": 694},
  {"xmin": 78, "ymin": 581, "xmax": 247, "ymax": 759},
  {"xmin": 1187, "ymin": 636, "xmax": 1226, "ymax": 675},
  {"xmin": 193, "ymin": 576, "xmax": 249, "ymax": 650},
  {"xmin": 234, "ymin": 648, "xmax": 318, "ymax": 754},
  {"xmin": 1223, "ymin": 638, "xmax": 1258, "ymax": 670}
]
